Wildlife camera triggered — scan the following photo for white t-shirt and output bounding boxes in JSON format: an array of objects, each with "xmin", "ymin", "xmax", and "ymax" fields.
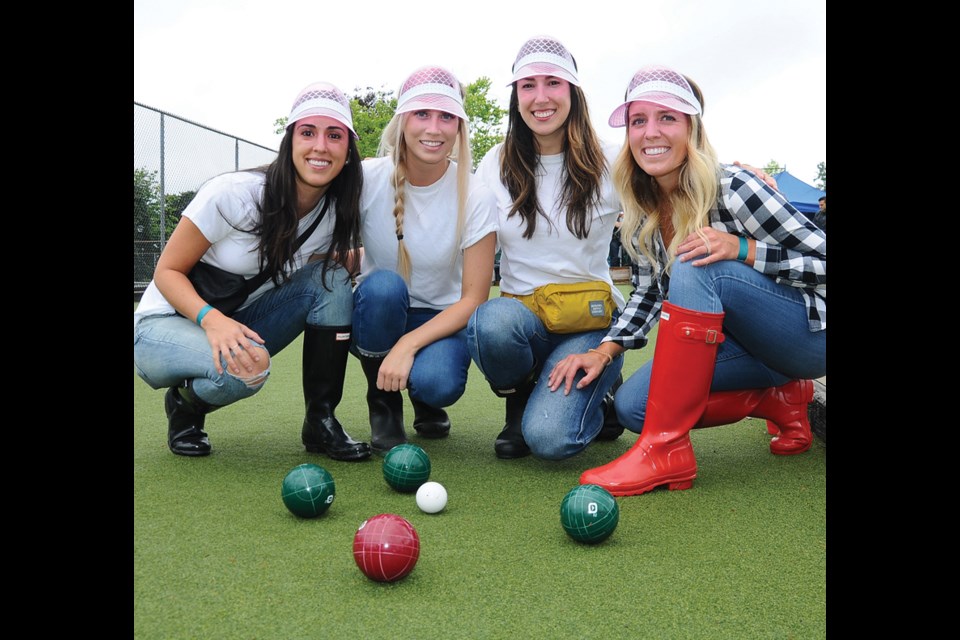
[
  {"xmin": 474, "ymin": 142, "xmax": 625, "ymax": 308},
  {"xmin": 356, "ymin": 156, "xmax": 498, "ymax": 310},
  {"xmin": 134, "ymin": 171, "xmax": 337, "ymax": 327}
]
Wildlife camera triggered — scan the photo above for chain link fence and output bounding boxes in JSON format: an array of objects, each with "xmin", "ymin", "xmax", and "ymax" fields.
[{"xmin": 134, "ymin": 102, "xmax": 277, "ymax": 296}]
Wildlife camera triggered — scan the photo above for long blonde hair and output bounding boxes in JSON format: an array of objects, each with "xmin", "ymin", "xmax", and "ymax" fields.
[
  {"xmin": 614, "ymin": 76, "xmax": 719, "ymax": 276},
  {"xmin": 377, "ymin": 110, "xmax": 472, "ymax": 282}
]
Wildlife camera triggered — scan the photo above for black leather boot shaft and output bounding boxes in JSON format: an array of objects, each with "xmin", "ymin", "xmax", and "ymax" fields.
[
  {"xmin": 301, "ymin": 325, "xmax": 371, "ymax": 461},
  {"xmin": 492, "ymin": 374, "xmax": 536, "ymax": 459},
  {"xmin": 595, "ymin": 373, "xmax": 625, "ymax": 442},
  {"xmin": 359, "ymin": 355, "xmax": 407, "ymax": 453},
  {"xmin": 165, "ymin": 381, "xmax": 217, "ymax": 457},
  {"xmin": 411, "ymin": 397, "xmax": 450, "ymax": 439}
]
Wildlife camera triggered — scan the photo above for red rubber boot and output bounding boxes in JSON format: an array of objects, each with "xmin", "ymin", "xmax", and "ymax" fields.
[
  {"xmin": 693, "ymin": 380, "xmax": 814, "ymax": 455},
  {"xmin": 579, "ymin": 301, "xmax": 725, "ymax": 496}
]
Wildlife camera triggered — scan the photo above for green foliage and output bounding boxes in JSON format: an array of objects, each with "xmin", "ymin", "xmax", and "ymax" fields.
[
  {"xmin": 814, "ymin": 161, "xmax": 826, "ymax": 191},
  {"xmin": 763, "ymin": 159, "xmax": 784, "ymax": 174},
  {"xmin": 350, "ymin": 86, "xmax": 398, "ymax": 159},
  {"xmin": 133, "ymin": 167, "xmax": 197, "ymax": 283},
  {"xmin": 164, "ymin": 190, "xmax": 196, "ymax": 233},
  {"xmin": 134, "ymin": 168, "xmax": 194, "ymax": 240},
  {"xmin": 464, "ymin": 77, "xmax": 507, "ymax": 169},
  {"xmin": 134, "ymin": 168, "xmax": 163, "ymax": 283}
]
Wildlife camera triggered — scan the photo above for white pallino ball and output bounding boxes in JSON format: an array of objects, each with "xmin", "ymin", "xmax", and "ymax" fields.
[{"xmin": 415, "ymin": 481, "xmax": 448, "ymax": 514}]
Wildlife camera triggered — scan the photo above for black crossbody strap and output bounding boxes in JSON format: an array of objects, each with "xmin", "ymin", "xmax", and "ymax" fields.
[{"xmin": 245, "ymin": 196, "xmax": 331, "ymax": 293}]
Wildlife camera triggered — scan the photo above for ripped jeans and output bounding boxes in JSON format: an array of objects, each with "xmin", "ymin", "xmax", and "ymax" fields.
[{"xmin": 133, "ymin": 261, "xmax": 353, "ymax": 407}]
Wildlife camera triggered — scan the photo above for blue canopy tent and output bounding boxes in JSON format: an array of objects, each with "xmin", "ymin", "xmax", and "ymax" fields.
[{"xmin": 770, "ymin": 171, "xmax": 825, "ymax": 214}]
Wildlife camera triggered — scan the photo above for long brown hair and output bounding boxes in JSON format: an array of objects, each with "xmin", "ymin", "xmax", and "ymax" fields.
[{"xmin": 499, "ymin": 82, "xmax": 606, "ymax": 239}]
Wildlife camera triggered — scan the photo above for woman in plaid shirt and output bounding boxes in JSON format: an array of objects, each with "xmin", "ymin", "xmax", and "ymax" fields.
[{"xmin": 548, "ymin": 65, "xmax": 826, "ymax": 497}]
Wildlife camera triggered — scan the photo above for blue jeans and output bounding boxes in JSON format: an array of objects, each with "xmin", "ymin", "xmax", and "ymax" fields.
[
  {"xmin": 467, "ymin": 297, "xmax": 624, "ymax": 460},
  {"xmin": 615, "ymin": 258, "xmax": 827, "ymax": 433},
  {"xmin": 134, "ymin": 261, "xmax": 354, "ymax": 406},
  {"xmin": 352, "ymin": 270, "xmax": 469, "ymax": 408}
]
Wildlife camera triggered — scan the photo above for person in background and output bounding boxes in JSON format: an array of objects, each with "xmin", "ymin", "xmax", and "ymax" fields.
[
  {"xmin": 352, "ymin": 66, "xmax": 498, "ymax": 453},
  {"xmin": 813, "ymin": 195, "xmax": 826, "ymax": 232},
  {"xmin": 608, "ymin": 212, "xmax": 624, "ymax": 267},
  {"xmin": 550, "ymin": 64, "xmax": 826, "ymax": 496},
  {"xmin": 133, "ymin": 81, "xmax": 371, "ymax": 461}
]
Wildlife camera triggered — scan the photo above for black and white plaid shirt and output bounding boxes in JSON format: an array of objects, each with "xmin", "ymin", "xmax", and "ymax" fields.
[{"xmin": 604, "ymin": 164, "xmax": 827, "ymax": 350}]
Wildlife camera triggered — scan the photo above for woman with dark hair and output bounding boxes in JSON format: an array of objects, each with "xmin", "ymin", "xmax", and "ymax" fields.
[
  {"xmin": 133, "ymin": 81, "xmax": 371, "ymax": 461},
  {"xmin": 553, "ymin": 65, "xmax": 826, "ymax": 496},
  {"xmin": 466, "ymin": 35, "xmax": 627, "ymax": 461}
]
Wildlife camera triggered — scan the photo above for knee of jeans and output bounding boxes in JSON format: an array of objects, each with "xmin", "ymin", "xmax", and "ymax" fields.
[
  {"xmin": 411, "ymin": 380, "xmax": 463, "ymax": 409},
  {"xmin": 471, "ymin": 298, "xmax": 523, "ymax": 347},
  {"xmin": 670, "ymin": 258, "xmax": 710, "ymax": 287},
  {"xmin": 359, "ymin": 270, "xmax": 407, "ymax": 300},
  {"xmin": 526, "ymin": 424, "xmax": 577, "ymax": 460},
  {"xmin": 306, "ymin": 267, "xmax": 353, "ymax": 325},
  {"xmin": 226, "ymin": 345, "xmax": 271, "ymax": 389}
]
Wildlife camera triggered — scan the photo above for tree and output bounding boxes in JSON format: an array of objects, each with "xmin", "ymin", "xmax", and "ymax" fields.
[
  {"xmin": 814, "ymin": 162, "xmax": 826, "ymax": 191},
  {"xmin": 464, "ymin": 77, "xmax": 507, "ymax": 170},
  {"xmin": 763, "ymin": 159, "xmax": 785, "ymax": 174},
  {"xmin": 134, "ymin": 168, "xmax": 163, "ymax": 284},
  {"xmin": 134, "ymin": 168, "xmax": 161, "ymax": 243},
  {"xmin": 350, "ymin": 87, "xmax": 398, "ymax": 159},
  {"xmin": 164, "ymin": 190, "xmax": 196, "ymax": 234},
  {"xmin": 134, "ymin": 168, "xmax": 197, "ymax": 284}
]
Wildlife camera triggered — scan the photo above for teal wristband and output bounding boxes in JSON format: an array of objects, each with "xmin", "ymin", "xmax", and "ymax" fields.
[
  {"xmin": 737, "ymin": 236, "xmax": 748, "ymax": 261},
  {"xmin": 196, "ymin": 304, "xmax": 214, "ymax": 327}
]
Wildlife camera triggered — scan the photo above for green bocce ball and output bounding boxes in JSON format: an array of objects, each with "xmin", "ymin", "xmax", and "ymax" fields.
[
  {"xmin": 382, "ymin": 444, "xmax": 431, "ymax": 493},
  {"xmin": 281, "ymin": 463, "xmax": 336, "ymax": 518},
  {"xmin": 560, "ymin": 484, "xmax": 619, "ymax": 544}
]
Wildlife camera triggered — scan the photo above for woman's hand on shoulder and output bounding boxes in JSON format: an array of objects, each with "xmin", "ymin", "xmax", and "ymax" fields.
[
  {"xmin": 199, "ymin": 309, "xmax": 265, "ymax": 376},
  {"xmin": 733, "ymin": 161, "xmax": 779, "ymax": 191}
]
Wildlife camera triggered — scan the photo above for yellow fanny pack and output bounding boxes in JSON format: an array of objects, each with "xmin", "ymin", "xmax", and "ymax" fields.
[{"xmin": 503, "ymin": 280, "xmax": 615, "ymax": 334}]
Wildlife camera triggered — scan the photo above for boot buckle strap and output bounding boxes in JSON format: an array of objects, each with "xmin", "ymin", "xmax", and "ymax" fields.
[{"xmin": 676, "ymin": 324, "xmax": 726, "ymax": 344}]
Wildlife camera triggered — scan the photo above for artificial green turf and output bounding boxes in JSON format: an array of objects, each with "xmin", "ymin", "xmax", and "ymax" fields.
[{"xmin": 134, "ymin": 286, "xmax": 826, "ymax": 639}]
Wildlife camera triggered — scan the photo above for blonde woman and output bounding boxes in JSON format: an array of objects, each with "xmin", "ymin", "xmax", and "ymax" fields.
[
  {"xmin": 353, "ymin": 66, "xmax": 497, "ymax": 453},
  {"xmin": 551, "ymin": 65, "xmax": 827, "ymax": 496}
]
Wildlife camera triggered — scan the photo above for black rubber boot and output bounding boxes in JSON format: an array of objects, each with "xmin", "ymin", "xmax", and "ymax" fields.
[
  {"xmin": 359, "ymin": 354, "xmax": 407, "ymax": 453},
  {"xmin": 165, "ymin": 380, "xmax": 219, "ymax": 457},
  {"xmin": 595, "ymin": 373, "xmax": 625, "ymax": 441},
  {"xmin": 491, "ymin": 374, "xmax": 536, "ymax": 459},
  {"xmin": 301, "ymin": 325, "xmax": 371, "ymax": 461},
  {"xmin": 411, "ymin": 397, "xmax": 451, "ymax": 439}
]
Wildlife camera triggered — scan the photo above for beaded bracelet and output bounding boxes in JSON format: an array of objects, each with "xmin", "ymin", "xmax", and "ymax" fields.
[{"xmin": 588, "ymin": 348, "xmax": 614, "ymax": 366}]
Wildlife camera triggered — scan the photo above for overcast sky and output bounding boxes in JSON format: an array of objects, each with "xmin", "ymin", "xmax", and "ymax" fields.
[{"xmin": 134, "ymin": 0, "xmax": 826, "ymax": 184}]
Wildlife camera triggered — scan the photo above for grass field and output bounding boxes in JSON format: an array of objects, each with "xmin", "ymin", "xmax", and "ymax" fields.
[{"xmin": 133, "ymin": 285, "xmax": 826, "ymax": 639}]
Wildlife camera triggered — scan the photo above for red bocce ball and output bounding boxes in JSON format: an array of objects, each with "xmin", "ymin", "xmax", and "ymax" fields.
[{"xmin": 352, "ymin": 513, "xmax": 420, "ymax": 582}]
